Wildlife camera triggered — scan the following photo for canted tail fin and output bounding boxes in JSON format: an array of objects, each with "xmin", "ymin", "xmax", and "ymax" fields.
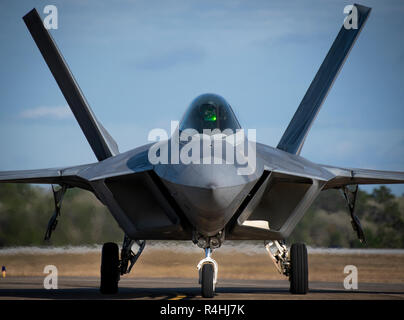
[
  {"xmin": 277, "ymin": 4, "xmax": 371, "ymax": 155},
  {"xmin": 23, "ymin": 8, "xmax": 119, "ymax": 161}
]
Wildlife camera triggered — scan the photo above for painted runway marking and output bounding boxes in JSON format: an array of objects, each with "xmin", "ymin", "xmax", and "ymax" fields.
[{"xmin": 168, "ymin": 294, "xmax": 187, "ymax": 300}]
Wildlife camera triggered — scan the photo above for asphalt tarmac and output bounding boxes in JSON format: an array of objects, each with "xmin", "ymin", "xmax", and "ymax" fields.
[{"xmin": 0, "ymin": 276, "xmax": 403, "ymax": 300}]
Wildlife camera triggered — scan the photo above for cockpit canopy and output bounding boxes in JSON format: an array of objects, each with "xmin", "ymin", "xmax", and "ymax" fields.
[{"xmin": 179, "ymin": 94, "xmax": 241, "ymax": 134}]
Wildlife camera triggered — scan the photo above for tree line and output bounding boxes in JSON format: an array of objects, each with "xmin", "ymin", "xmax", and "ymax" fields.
[{"xmin": 0, "ymin": 184, "xmax": 403, "ymax": 248}]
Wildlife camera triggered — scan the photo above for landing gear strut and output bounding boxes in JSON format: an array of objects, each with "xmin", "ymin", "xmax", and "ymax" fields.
[
  {"xmin": 341, "ymin": 185, "xmax": 366, "ymax": 244},
  {"xmin": 265, "ymin": 241, "xmax": 308, "ymax": 294},
  {"xmin": 197, "ymin": 248, "xmax": 218, "ymax": 298},
  {"xmin": 120, "ymin": 235, "xmax": 146, "ymax": 275},
  {"xmin": 44, "ymin": 184, "xmax": 68, "ymax": 241}
]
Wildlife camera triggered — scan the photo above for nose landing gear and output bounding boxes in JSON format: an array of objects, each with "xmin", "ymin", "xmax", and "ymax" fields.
[{"xmin": 197, "ymin": 248, "xmax": 218, "ymax": 298}]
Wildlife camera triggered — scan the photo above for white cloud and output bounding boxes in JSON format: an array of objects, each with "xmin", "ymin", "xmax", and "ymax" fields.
[{"xmin": 20, "ymin": 106, "xmax": 72, "ymax": 120}]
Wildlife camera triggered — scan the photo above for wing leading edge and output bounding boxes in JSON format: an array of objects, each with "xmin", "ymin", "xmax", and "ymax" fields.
[
  {"xmin": 322, "ymin": 165, "xmax": 404, "ymax": 189},
  {"xmin": 0, "ymin": 164, "xmax": 93, "ymax": 191}
]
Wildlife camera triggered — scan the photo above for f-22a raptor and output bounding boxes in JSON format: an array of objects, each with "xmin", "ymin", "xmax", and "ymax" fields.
[{"xmin": 1, "ymin": 5, "xmax": 403, "ymax": 297}]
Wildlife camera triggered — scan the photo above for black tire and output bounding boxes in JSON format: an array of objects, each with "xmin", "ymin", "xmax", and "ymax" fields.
[
  {"xmin": 100, "ymin": 242, "xmax": 120, "ymax": 294},
  {"xmin": 289, "ymin": 243, "xmax": 308, "ymax": 294},
  {"xmin": 201, "ymin": 263, "xmax": 214, "ymax": 298}
]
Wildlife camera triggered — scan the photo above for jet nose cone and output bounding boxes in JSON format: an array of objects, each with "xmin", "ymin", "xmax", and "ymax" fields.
[
  {"xmin": 152, "ymin": 135, "xmax": 264, "ymax": 235},
  {"xmin": 162, "ymin": 176, "xmax": 253, "ymax": 236},
  {"xmin": 155, "ymin": 163, "xmax": 263, "ymax": 236},
  {"xmin": 185, "ymin": 182, "xmax": 242, "ymax": 212},
  {"xmin": 156, "ymin": 159, "xmax": 260, "ymax": 190}
]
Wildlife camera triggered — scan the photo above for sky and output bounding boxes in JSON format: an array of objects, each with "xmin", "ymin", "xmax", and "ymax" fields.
[{"xmin": 0, "ymin": 0, "xmax": 403, "ymax": 195}]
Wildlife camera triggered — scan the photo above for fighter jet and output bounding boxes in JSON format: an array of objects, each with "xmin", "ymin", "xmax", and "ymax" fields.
[{"xmin": 1, "ymin": 5, "xmax": 403, "ymax": 297}]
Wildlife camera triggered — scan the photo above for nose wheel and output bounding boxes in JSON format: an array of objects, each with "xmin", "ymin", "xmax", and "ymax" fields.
[
  {"xmin": 201, "ymin": 263, "xmax": 214, "ymax": 298},
  {"xmin": 197, "ymin": 248, "xmax": 218, "ymax": 298}
]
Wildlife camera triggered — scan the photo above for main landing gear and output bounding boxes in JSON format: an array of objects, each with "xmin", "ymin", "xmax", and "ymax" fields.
[
  {"xmin": 100, "ymin": 236, "xmax": 146, "ymax": 294},
  {"xmin": 100, "ymin": 242, "xmax": 120, "ymax": 294},
  {"xmin": 265, "ymin": 240, "xmax": 308, "ymax": 294}
]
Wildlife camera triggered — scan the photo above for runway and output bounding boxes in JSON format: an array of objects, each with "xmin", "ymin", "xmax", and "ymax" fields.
[{"xmin": 1, "ymin": 276, "xmax": 404, "ymax": 300}]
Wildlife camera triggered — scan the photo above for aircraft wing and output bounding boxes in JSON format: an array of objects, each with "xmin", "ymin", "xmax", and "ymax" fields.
[
  {"xmin": 0, "ymin": 164, "xmax": 94, "ymax": 191},
  {"xmin": 322, "ymin": 165, "xmax": 404, "ymax": 189}
]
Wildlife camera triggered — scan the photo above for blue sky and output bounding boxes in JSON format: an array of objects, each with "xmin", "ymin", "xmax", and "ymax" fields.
[{"xmin": 0, "ymin": 0, "xmax": 403, "ymax": 194}]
